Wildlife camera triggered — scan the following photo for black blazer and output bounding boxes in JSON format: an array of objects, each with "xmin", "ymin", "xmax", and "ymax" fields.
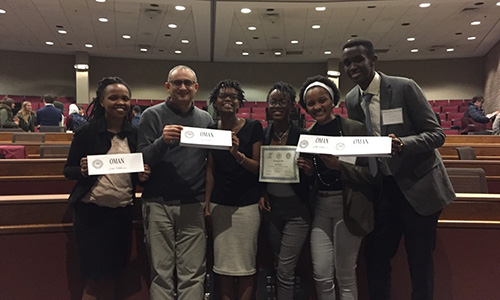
[
  {"xmin": 263, "ymin": 122, "xmax": 310, "ymax": 203},
  {"xmin": 64, "ymin": 117, "xmax": 138, "ymax": 205}
]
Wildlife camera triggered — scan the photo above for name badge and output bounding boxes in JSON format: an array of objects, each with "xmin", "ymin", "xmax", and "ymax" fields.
[
  {"xmin": 297, "ymin": 134, "xmax": 391, "ymax": 157},
  {"xmin": 382, "ymin": 108, "xmax": 404, "ymax": 125},
  {"xmin": 179, "ymin": 126, "xmax": 232, "ymax": 150},
  {"xmin": 87, "ymin": 153, "xmax": 144, "ymax": 175}
]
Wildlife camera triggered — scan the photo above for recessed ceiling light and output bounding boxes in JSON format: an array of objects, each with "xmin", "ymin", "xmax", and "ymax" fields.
[
  {"xmin": 85, "ymin": 43, "xmax": 93, "ymax": 48},
  {"xmin": 96, "ymin": 0, "xmax": 106, "ymax": 2},
  {"xmin": 312, "ymin": 25, "xmax": 321, "ymax": 29},
  {"xmin": 274, "ymin": 51, "xmax": 282, "ymax": 56},
  {"xmin": 446, "ymin": 48, "xmax": 455, "ymax": 52},
  {"xmin": 235, "ymin": 41, "xmax": 243, "ymax": 45},
  {"xmin": 327, "ymin": 70, "xmax": 341, "ymax": 77},
  {"xmin": 419, "ymin": 3, "xmax": 431, "ymax": 8},
  {"xmin": 140, "ymin": 48, "xmax": 148, "ymax": 52},
  {"xmin": 175, "ymin": 6, "xmax": 186, "ymax": 11},
  {"xmin": 0, "ymin": 9, "xmax": 6, "ymax": 14},
  {"xmin": 45, "ymin": 41, "xmax": 54, "ymax": 46},
  {"xmin": 324, "ymin": 51, "xmax": 332, "ymax": 55},
  {"xmin": 242, "ymin": 52, "xmax": 249, "ymax": 56},
  {"xmin": 175, "ymin": 50, "xmax": 182, "ymax": 54},
  {"xmin": 471, "ymin": 21, "xmax": 481, "ymax": 25},
  {"xmin": 122, "ymin": 35, "xmax": 131, "ymax": 39},
  {"xmin": 181, "ymin": 40, "xmax": 189, "ymax": 44},
  {"xmin": 241, "ymin": 8, "xmax": 251, "ymax": 14},
  {"xmin": 407, "ymin": 37, "xmax": 416, "ymax": 41},
  {"xmin": 315, "ymin": 7, "xmax": 326, "ymax": 11},
  {"xmin": 98, "ymin": 17, "xmax": 108, "ymax": 23},
  {"xmin": 58, "ymin": 30, "xmax": 67, "ymax": 34},
  {"xmin": 291, "ymin": 40, "xmax": 299, "ymax": 44},
  {"xmin": 168, "ymin": 24, "xmax": 177, "ymax": 29},
  {"xmin": 467, "ymin": 36, "xmax": 477, "ymax": 40},
  {"xmin": 248, "ymin": 26, "xmax": 257, "ymax": 31},
  {"xmin": 411, "ymin": 49, "xmax": 419, "ymax": 53},
  {"xmin": 497, "ymin": 1, "xmax": 500, "ymax": 6}
]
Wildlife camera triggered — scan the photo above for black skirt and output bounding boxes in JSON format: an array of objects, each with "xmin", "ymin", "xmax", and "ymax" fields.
[{"xmin": 73, "ymin": 201, "xmax": 133, "ymax": 280}]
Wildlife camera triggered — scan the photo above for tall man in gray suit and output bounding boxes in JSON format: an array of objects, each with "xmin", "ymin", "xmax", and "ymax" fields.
[{"xmin": 341, "ymin": 38, "xmax": 455, "ymax": 300}]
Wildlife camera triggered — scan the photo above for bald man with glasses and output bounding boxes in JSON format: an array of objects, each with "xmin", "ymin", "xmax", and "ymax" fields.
[{"xmin": 138, "ymin": 65, "xmax": 214, "ymax": 300}]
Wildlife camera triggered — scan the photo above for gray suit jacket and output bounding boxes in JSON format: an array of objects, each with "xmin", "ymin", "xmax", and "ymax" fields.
[{"xmin": 345, "ymin": 72, "xmax": 455, "ymax": 216}]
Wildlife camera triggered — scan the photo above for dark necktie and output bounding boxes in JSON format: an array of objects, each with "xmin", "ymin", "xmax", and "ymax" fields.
[{"xmin": 363, "ymin": 93, "xmax": 378, "ymax": 176}]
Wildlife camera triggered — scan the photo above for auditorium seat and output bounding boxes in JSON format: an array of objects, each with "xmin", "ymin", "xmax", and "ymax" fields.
[
  {"xmin": 442, "ymin": 106, "xmax": 459, "ymax": 113},
  {"xmin": 455, "ymin": 147, "xmax": 477, "ymax": 160},
  {"xmin": 252, "ymin": 107, "xmax": 266, "ymax": 114},
  {"xmin": 237, "ymin": 112, "xmax": 250, "ymax": 119},
  {"xmin": 434, "ymin": 100, "xmax": 449, "ymax": 107},
  {"xmin": 238, "ymin": 107, "xmax": 251, "ymax": 114},
  {"xmin": 447, "ymin": 112, "xmax": 463, "ymax": 122},
  {"xmin": 432, "ymin": 106, "xmax": 442, "ymax": 113},
  {"xmin": 305, "ymin": 120, "xmax": 315, "ymax": 129},
  {"xmin": 39, "ymin": 126, "xmax": 65, "ymax": 133},
  {"xmin": 254, "ymin": 102, "xmax": 268, "ymax": 107},
  {"xmin": 136, "ymin": 99, "xmax": 152, "ymax": 106},
  {"xmin": 449, "ymin": 99, "xmax": 464, "ymax": 106},
  {"xmin": 40, "ymin": 144, "xmax": 71, "ymax": 158},
  {"xmin": 251, "ymin": 113, "xmax": 267, "ymax": 121},
  {"xmin": 333, "ymin": 107, "xmax": 342, "ymax": 114},
  {"xmin": 441, "ymin": 120, "xmax": 452, "ymax": 129},
  {"xmin": 12, "ymin": 133, "xmax": 45, "ymax": 143},
  {"xmin": 446, "ymin": 167, "xmax": 488, "ymax": 193}
]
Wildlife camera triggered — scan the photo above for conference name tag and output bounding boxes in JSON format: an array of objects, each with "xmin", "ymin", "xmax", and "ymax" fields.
[
  {"xmin": 296, "ymin": 134, "xmax": 392, "ymax": 157},
  {"xmin": 87, "ymin": 153, "xmax": 144, "ymax": 175},
  {"xmin": 179, "ymin": 126, "xmax": 232, "ymax": 150}
]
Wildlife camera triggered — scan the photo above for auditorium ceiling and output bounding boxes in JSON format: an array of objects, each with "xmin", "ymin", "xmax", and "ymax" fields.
[{"xmin": 0, "ymin": 0, "xmax": 499, "ymax": 62}]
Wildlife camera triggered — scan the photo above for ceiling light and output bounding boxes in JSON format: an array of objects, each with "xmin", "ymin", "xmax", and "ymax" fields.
[
  {"xmin": 497, "ymin": 1, "xmax": 500, "ymax": 5},
  {"xmin": 235, "ymin": 41, "xmax": 243, "ymax": 45},
  {"xmin": 291, "ymin": 40, "xmax": 299, "ymax": 44},
  {"xmin": 74, "ymin": 64, "xmax": 89, "ymax": 71},
  {"xmin": 274, "ymin": 52, "xmax": 282, "ymax": 56},
  {"xmin": 248, "ymin": 26, "xmax": 257, "ymax": 31},
  {"xmin": 241, "ymin": 8, "xmax": 251, "ymax": 14},
  {"xmin": 324, "ymin": 51, "xmax": 332, "ymax": 55},
  {"xmin": 175, "ymin": 6, "xmax": 186, "ymax": 11},
  {"xmin": 471, "ymin": 21, "xmax": 481, "ymax": 25},
  {"xmin": 140, "ymin": 48, "xmax": 148, "ymax": 52},
  {"xmin": 98, "ymin": 17, "xmax": 108, "ymax": 23},
  {"xmin": 407, "ymin": 37, "xmax": 416, "ymax": 41},
  {"xmin": 419, "ymin": 3, "xmax": 431, "ymax": 8},
  {"xmin": 446, "ymin": 48, "xmax": 455, "ymax": 52},
  {"xmin": 242, "ymin": 52, "xmax": 249, "ymax": 56},
  {"xmin": 0, "ymin": 9, "xmax": 6, "ymax": 14},
  {"xmin": 468, "ymin": 36, "xmax": 476, "ymax": 40},
  {"xmin": 411, "ymin": 49, "xmax": 419, "ymax": 53},
  {"xmin": 96, "ymin": 0, "xmax": 106, "ymax": 2},
  {"xmin": 175, "ymin": 50, "xmax": 182, "ymax": 54},
  {"xmin": 315, "ymin": 7, "xmax": 326, "ymax": 11},
  {"xmin": 181, "ymin": 40, "xmax": 189, "ymax": 44},
  {"xmin": 122, "ymin": 35, "xmax": 131, "ymax": 39},
  {"xmin": 85, "ymin": 43, "xmax": 93, "ymax": 48},
  {"xmin": 45, "ymin": 41, "xmax": 54, "ymax": 46},
  {"xmin": 58, "ymin": 30, "xmax": 67, "ymax": 34},
  {"xmin": 312, "ymin": 25, "xmax": 321, "ymax": 29},
  {"xmin": 168, "ymin": 24, "xmax": 177, "ymax": 29},
  {"xmin": 327, "ymin": 70, "xmax": 341, "ymax": 77}
]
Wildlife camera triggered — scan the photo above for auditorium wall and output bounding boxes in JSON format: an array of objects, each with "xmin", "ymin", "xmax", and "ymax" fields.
[
  {"xmin": 484, "ymin": 39, "xmax": 500, "ymax": 113},
  {"xmin": 0, "ymin": 49, "xmax": 488, "ymax": 105}
]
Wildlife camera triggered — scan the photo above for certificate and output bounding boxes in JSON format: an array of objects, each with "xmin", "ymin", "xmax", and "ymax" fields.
[
  {"xmin": 259, "ymin": 146, "xmax": 300, "ymax": 183},
  {"xmin": 87, "ymin": 153, "xmax": 144, "ymax": 175},
  {"xmin": 179, "ymin": 126, "xmax": 232, "ymax": 150}
]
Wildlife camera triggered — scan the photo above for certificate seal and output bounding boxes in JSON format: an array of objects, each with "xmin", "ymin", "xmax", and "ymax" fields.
[
  {"xmin": 336, "ymin": 142, "xmax": 345, "ymax": 151},
  {"xmin": 185, "ymin": 130, "xmax": 194, "ymax": 139},
  {"xmin": 276, "ymin": 153, "xmax": 282, "ymax": 159},
  {"xmin": 92, "ymin": 159, "xmax": 103, "ymax": 169},
  {"xmin": 299, "ymin": 140, "xmax": 309, "ymax": 148},
  {"xmin": 286, "ymin": 153, "xmax": 291, "ymax": 159}
]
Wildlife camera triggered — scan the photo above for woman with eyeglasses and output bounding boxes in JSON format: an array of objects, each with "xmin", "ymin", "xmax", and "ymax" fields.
[
  {"xmin": 259, "ymin": 82, "xmax": 312, "ymax": 300},
  {"xmin": 205, "ymin": 79, "xmax": 264, "ymax": 300},
  {"xmin": 298, "ymin": 75, "xmax": 377, "ymax": 300}
]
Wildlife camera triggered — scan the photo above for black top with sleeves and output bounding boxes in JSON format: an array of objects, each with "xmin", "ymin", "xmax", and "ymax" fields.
[
  {"xmin": 263, "ymin": 122, "xmax": 311, "ymax": 202},
  {"xmin": 209, "ymin": 119, "xmax": 264, "ymax": 207},
  {"xmin": 64, "ymin": 117, "xmax": 138, "ymax": 205},
  {"xmin": 308, "ymin": 117, "xmax": 343, "ymax": 191}
]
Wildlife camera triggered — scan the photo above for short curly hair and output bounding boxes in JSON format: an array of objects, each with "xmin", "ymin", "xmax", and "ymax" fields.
[
  {"xmin": 298, "ymin": 75, "xmax": 340, "ymax": 111},
  {"xmin": 209, "ymin": 79, "xmax": 246, "ymax": 109},
  {"xmin": 266, "ymin": 81, "xmax": 296, "ymax": 104}
]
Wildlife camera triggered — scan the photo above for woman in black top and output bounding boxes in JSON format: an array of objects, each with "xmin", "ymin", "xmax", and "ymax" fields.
[
  {"xmin": 259, "ymin": 82, "xmax": 312, "ymax": 300},
  {"xmin": 205, "ymin": 79, "xmax": 263, "ymax": 300},
  {"xmin": 64, "ymin": 77, "xmax": 150, "ymax": 300}
]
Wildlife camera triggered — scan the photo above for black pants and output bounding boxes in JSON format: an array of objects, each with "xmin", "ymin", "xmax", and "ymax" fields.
[{"xmin": 364, "ymin": 176, "xmax": 441, "ymax": 300}]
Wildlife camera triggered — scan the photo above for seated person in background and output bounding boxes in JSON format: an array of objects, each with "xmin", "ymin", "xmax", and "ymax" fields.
[
  {"xmin": 78, "ymin": 105, "xmax": 87, "ymax": 119},
  {"xmin": 54, "ymin": 101, "xmax": 66, "ymax": 126},
  {"xmin": 37, "ymin": 94, "xmax": 62, "ymax": 126},
  {"xmin": 131, "ymin": 105, "xmax": 142, "ymax": 128},
  {"xmin": 16, "ymin": 101, "xmax": 36, "ymax": 132},
  {"xmin": 66, "ymin": 103, "xmax": 87, "ymax": 132},
  {"xmin": 0, "ymin": 97, "xmax": 19, "ymax": 128},
  {"xmin": 461, "ymin": 96, "xmax": 499, "ymax": 133}
]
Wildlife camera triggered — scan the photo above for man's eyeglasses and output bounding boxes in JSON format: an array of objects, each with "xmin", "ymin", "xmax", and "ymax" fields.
[
  {"xmin": 268, "ymin": 99, "xmax": 289, "ymax": 107},
  {"xmin": 218, "ymin": 93, "xmax": 239, "ymax": 101},
  {"xmin": 169, "ymin": 79, "xmax": 196, "ymax": 87}
]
